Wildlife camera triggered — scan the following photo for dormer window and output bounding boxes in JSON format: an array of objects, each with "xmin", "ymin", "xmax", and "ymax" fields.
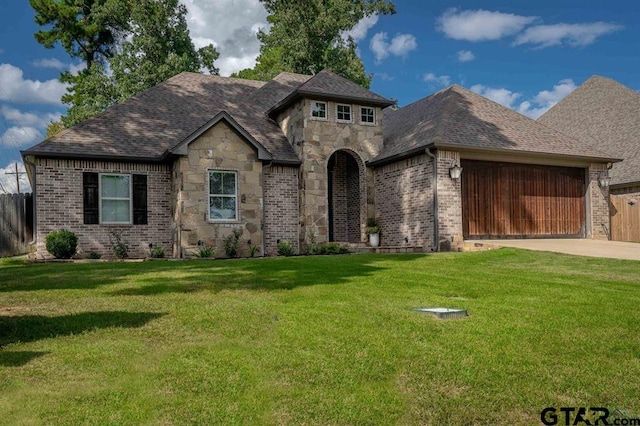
[
  {"xmin": 311, "ymin": 101, "xmax": 327, "ymax": 120},
  {"xmin": 336, "ymin": 104, "xmax": 352, "ymax": 123},
  {"xmin": 360, "ymin": 107, "xmax": 376, "ymax": 125}
]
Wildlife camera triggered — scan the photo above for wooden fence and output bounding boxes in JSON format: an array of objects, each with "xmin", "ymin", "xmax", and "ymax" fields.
[
  {"xmin": 610, "ymin": 195, "xmax": 640, "ymax": 242},
  {"xmin": 0, "ymin": 193, "xmax": 33, "ymax": 257}
]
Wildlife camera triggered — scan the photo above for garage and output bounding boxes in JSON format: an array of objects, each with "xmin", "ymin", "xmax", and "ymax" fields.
[{"xmin": 462, "ymin": 160, "xmax": 586, "ymax": 238}]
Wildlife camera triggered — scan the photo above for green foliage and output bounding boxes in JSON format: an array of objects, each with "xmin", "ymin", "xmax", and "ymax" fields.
[
  {"xmin": 32, "ymin": 0, "xmax": 220, "ymax": 128},
  {"xmin": 248, "ymin": 243, "xmax": 259, "ymax": 258},
  {"xmin": 29, "ymin": 0, "xmax": 130, "ymax": 68},
  {"xmin": 235, "ymin": 0, "xmax": 395, "ymax": 86},
  {"xmin": 223, "ymin": 229, "xmax": 243, "ymax": 258},
  {"xmin": 149, "ymin": 245, "xmax": 165, "ymax": 259},
  {"xmin": 365, "ymin": 217, "xmax": 380, "ymax": 235},
  {"xmin": 196, "ymin": 245, "xmax": 215, "ymax": 259},
  {"xmin": 315, "ymin": 242, "xmax": 350, "ymax": 255},
  {"xmin": 109, "ymin": 231, "xmax": 129, "ymax": 259},
  {"xmin": 86, "ymin": 251, "xmax": 101, "ymax": 259},
  {"xmin": 45, "ymin": 120, "xmax": 65, "ymax": 138},
  {"xmin": 276, "ymin": 240, "xmax": 295, "ymax": 256},
  {"xmin": 45, "ymin": 229, "xmax": 78, "ymax": 259}
]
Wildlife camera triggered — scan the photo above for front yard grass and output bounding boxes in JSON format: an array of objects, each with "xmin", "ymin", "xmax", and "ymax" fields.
[{"xmin": 0, "ymin": 249, "xmax": 639, "ymax": 425}]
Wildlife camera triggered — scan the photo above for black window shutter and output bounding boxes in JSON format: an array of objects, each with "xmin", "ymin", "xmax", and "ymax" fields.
[
  {"xmin": 132, "ymin": 174, "xmax": 148, "ymax": 225},
  {"xmin": 83, "ymin": 172, "xmax": 99, "ymax": 224}
]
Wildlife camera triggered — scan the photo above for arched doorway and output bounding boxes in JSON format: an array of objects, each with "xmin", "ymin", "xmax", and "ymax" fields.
[{"xmin": 327, "ymin": 150, "xmax": 364, "ymax": 243}]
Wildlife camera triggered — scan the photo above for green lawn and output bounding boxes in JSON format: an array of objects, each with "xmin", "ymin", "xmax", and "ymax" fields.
[{"xmin": 0, "ymin": 249, "xmax": 639, "ymax": 425}]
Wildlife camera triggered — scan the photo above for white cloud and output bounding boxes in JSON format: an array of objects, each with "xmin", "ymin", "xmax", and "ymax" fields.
[
  {"xmin": 457, "ymin": 50, "xmax": 476, "ymax": 62},
  {"xmin": 343, "ymin": 14, "xmax": 379, "ymax": 43},
  {"xmin": 471, "ymin": 84, "xmax": 522, "ymax": 108},
  {"xmin": 471, "ymin": 79, "xmax": 577, "ymax": 119},
  {"xmin": 424, "ymin": 72, "xmax": 451, "ymax": 87},
  {"xmin": 68, "ymin": 62, "xmax": 86, "ymax": 75},
  {"xmin": 375, "ymin": 72, "xmax": 395, "ymax": 81},
  {"xmin": 370, "ymin": 32, "xmax": 417, "ymax": 63},
  {"xmin": 1, "ymin": 106, "xmax": 60, "ymax": 129},
  {"xmin": 0, "ymin": 64, "xmax": 67, "ymax": 105},
  {"xmin": 180, "ymin": 0, "xmax": 268, "ymax": 76},
  {"xmin": 437, "ymin": 8, "xmax": 537, "ymax": 42},
  {"xmin": 32, "ymin": 58, "xmax": 67, "ymax": 70},
  {"xmin": 0, "ymin": 161, "xmax": 31, "ymax": 194},
  {"xmin": 0, "ymin": 126, "xmax": 42, "ymax": 148},
  {"xmin": 514, "ymin": 22, "xmax": 623, "ymax": 48}
]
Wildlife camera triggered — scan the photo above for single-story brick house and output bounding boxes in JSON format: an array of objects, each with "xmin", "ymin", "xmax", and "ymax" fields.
[{"xmin": 22, "ymin": 70, "xmax": 620, "ymax": 258}]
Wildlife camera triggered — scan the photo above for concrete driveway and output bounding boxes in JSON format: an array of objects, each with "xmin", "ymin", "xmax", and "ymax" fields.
[{"xmin": 474, "ymin": 239, "xmax": 640, "ymax": 261}]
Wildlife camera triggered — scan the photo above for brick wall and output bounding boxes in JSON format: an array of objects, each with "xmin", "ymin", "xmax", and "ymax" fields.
[
  {"xmin": 588, "ymin": 163, "xmax": 610, "ymax": 239},
  {"xmin": 264, "ymin": 165, "xmax": 299, "ymax": 255},
  {"xmin": 436, "ymin": 150, "xmax": 463, "ymax": 250},
  {"xmin": 34, "ymin": 158, "xmax": 172, "ymax": 259},
  {"xmin": 329, "ymin": 151, "xmax": 361, "ymax": 243},
  {"xmin": 373, "ymin": 154, "xmax": 434, "ymax": 250}
]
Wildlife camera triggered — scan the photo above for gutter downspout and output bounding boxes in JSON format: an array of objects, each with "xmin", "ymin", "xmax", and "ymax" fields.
[
  {"xmin": 22, "ymin": 157, "xmax": 37, "ymax": 245},
  {"xmin": 425, "ymin": 148, "xmax": 438, "ymax": 251},
  {"xmin": 261, "ymin": 161, "xmax": 273, "ymax": 257}
]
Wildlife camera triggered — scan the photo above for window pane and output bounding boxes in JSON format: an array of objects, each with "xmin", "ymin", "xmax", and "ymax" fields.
[
  {"xmin": 101, "ymin": 175, "xmax": 130, "ymax": 198},
  {"xmin": 312, "ymin": 102, "xmax": 326, "ymax": 118},
  {"xmin": 210, "ymin": 196, "xmax": 236, "ymax": 220},
  {"xmin": 209, "ymin": 172, "xmax": 222, "ymax": 195},
  {"xmin": 222, "ymin": 173, "xmax": 236, "ymax": 195},
  {"xmin": 102, "ymin": 199, "xmax": 130, "ymax": 222},
  {"xmin": 361, "ymin": 107, "xmax": 374, "ymax": 123}
]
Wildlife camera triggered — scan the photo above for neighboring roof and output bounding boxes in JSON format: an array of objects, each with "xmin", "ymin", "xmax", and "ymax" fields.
[
  {"xmin": 23, "ymin": 72, "xmax": 302, "ymax": 164},
  {"xmin": 372, "ymin": 84, "xmax": 620, "ymax": 165},
  {"xmin": 538, "ymin": 76, "xmax": 640, "ymax": 186},
  {"xmin": 268, "ymin": 69, "xmax": 394, "ymax": 117}
]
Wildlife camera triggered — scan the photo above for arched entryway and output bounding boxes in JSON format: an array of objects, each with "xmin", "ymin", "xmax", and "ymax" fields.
[{"xmin": 327, "ymin": 150, "xmax": 365, "ymax": 243}]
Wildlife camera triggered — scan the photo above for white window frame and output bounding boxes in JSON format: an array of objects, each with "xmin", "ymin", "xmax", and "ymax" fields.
[
  {"xmin": 360, "ymin": 106, "xmax": 376, "ymax": 125},
  {"xmin": 99, "ymin": 173, "xmax": 132, "ymax": 224},
  {"xmin": 336, "ymin": 103, "xmax": 353, "ymax": 123},
  {"xmin": 207, "ymin": 169, "xmax": 239, "ymax": 222},
  {"xmin": 310, "ymin": 100, "xmax": 328, "ymax": 120}
]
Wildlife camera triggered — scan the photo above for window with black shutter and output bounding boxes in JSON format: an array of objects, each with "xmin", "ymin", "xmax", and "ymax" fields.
[{"xmin": 83, "ymin": 172, "xmax": 99, "ymax": 224}]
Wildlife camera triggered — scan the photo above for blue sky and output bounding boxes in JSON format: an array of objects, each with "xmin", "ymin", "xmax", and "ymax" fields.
[{"xmin": 1, "ymin": 0, "xmax": 638, "ymax": 192}]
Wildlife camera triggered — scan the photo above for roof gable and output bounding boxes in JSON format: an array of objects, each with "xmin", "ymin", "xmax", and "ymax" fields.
[
  {"xmin": 538, "ymin": 76, "xmax": 640, "ymax": 186},
  {"xmin": 373, "ymin": 84, "xmax": 619, "ymax": 165}
]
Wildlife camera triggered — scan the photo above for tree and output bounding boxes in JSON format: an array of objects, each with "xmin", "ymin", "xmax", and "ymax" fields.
[
  {"xmin": 33, "ymin": 0, "xmax": 220, "ymax": 128},
  {"xmin": 30, "ymin": 0, "xmax": 130, "ymax": 69},
  {"xmin": 233, "ymin": 0, "xmax": 395, "ymax": 87}
]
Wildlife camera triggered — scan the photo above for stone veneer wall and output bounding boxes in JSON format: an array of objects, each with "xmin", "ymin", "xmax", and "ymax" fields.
[
  {"xmin": 436, "ymin": 150, "xmax": 463, "ymax": 250},
  {"xmin": 174, "ymin": 121, "xmax": 263, "ymax": 258},
  {"xmin": 278, "ymin": 99, "xmax": 383, "ymax": 245},
  {"xmin": 263, "ymin": 165, "xmax": 299, "ymax": 256},
  {"xmin": 34, "ymin": 158, "xmax": 172, "ymax": 259},
  {"xmin": 588, "ymin": 163, "xmax": 610, "ymax": 240},
  {"xmin": 373, "ymin": 154, "xmax": 434, "ymax": 250}
]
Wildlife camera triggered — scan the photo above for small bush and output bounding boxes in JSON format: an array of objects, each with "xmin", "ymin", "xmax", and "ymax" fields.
[
  {"xmin": 45, "ymin": 230, "xmax": 78, "ymax": 259},
  {"xmin": 197, "ymin": 245, "xmax": 215, "ymax": 258},
  {"xmin": 86, "ymin": 251, "xmax": 101, "ymax": 259},
  {"xmin": 249, "ymin": 243, "xmax": 259, "ymax": 258},
  {"xmin": 317, "ymin": 243, "xmax": 350, "ymax": 255},
  {"xmin": 277, "ymin": 240, "xmax": 295, "ymax": 256},
  {"xmin": 150, "ymin": 245, "xmax": 165, "ymax": 258},
  {"xmin": 223, "ymin": 229, "xmax": 243, "ymax": 258},
  {"xmin": 109, "ymin": 231, "xmax": 130, "ymax": 259}
]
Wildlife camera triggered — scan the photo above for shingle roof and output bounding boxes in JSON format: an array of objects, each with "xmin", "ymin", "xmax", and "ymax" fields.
[
  {"xmin": 372, "ymin": 84, "xmax": 620, "ymax": 165},
  {"xmin": 538, "ymin": 76, "xmax": 640, "ymax": 186},
  {"xmin": 23, "ymin": 72, "xmax": 302, "ymax": 163},
  {"xmin": 267, "ymin": 69, "xmax": 394, "ymax": 116}
]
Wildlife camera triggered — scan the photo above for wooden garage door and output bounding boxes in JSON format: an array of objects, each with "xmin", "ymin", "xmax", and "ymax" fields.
[{"xmin": 462, "ymin": 161, "xmax": 586, "ymax": 238}]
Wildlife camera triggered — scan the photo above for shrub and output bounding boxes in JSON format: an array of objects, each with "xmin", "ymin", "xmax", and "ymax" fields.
[
  {"xmin": 365, "ymin": 217, "xmax": 380, "ymax": 235},
  {"xmin": 223, "ymin": 229, "xmax": 243, "ymax": 258},
  {"xmin": 317, "ymin": 242, "xmax": 349, "ymax": 255},
  {"xmin": 197, "ymin": 245, "xmax": 215, "ymax": 258},
  {"xmin": 150, "ymin": 245, "xmax": 165, "ymax": 258},
  {"xmin": 277, "ymin": 240, "xmax": 295, "ymax": 256},
  {"xmin": 86, "ymin": 251, "xmax": 101, "ymax": 259},
  {"xmin": 109, "ymin": 231, "xmax": 130, "ymax": 259},
  {"xmin": 45, "ymin": 230, "xmax": 78, "ymax": 259},
  {"xmin": 249, "ymin": 243, "xmax": 259, "ymax": 258}
]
